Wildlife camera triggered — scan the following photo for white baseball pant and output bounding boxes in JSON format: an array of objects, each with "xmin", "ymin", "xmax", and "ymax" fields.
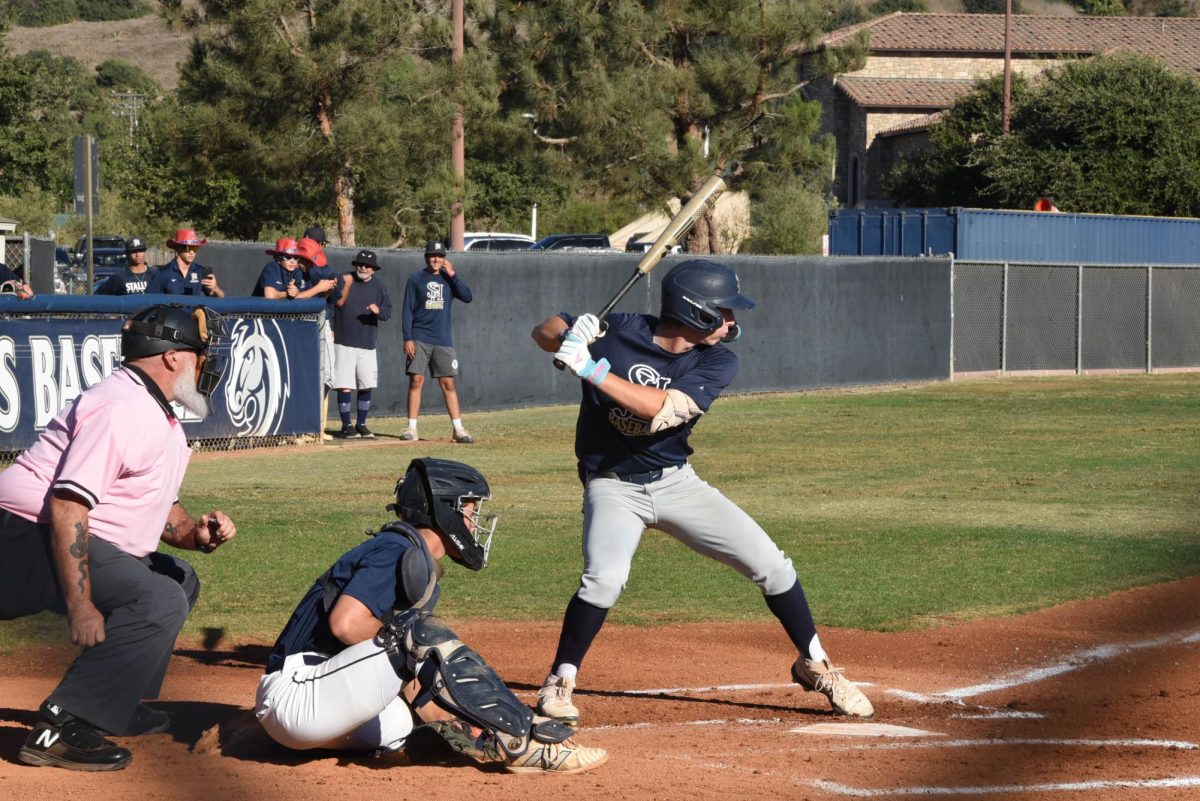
[
  {"xmin": 255, "ymin": 638, "xmax": 414, "ymax": 752},
  {"xmin": 576, "ymin": 464, "xmax": 798, "ymax": 608}
]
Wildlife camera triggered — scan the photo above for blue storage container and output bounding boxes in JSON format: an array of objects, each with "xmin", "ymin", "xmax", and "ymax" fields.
[
  {"xmin": 828, "ymin": 208, "xmax": 1200, "ymax": 265},
  {"xmin": 827, "ymin": 208, "xmax": 956, "ymax": 257}
]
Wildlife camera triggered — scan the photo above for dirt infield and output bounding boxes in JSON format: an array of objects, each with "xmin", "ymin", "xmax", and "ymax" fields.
[{"xmin": 1, "ymin": 576, "xmax": 1198, "ymax": 800}]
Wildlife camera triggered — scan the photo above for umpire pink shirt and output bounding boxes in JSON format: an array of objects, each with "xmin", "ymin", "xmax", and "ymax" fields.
[{"xmin": 0, "ymin": 366, "xmax": 191, "ymax": 558}]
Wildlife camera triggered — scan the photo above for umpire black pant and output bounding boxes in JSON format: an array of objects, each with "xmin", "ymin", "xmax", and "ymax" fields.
[{"xmin": 0, "ymin": 509, "xmax": 200, "ymax": 736}]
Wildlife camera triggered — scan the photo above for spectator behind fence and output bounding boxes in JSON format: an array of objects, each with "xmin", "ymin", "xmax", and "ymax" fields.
[
  {"xmin": 0, "ymin": 262, "xmax": 34, "ymax": 299},
  {"xmin": 95, "ymin": 237, "xmax": 151, "ymax": 296},
  {"xmin": 147, "ymin": 229, "xmax": 224, "ymax": 298},
  {"xmin": 332, "ymin": 249, "xmax": 391, "ymax": 439},
  {"xmin": 253, "ymin": 238, "xmax": 332, "ymax": 301},
  {"xmin": 400, "ymin": 240, "xmax": 474, "ymax": 444},
  {"xmin": 295, "ymin": 237, "xmax": 341, "ymax": 440}
]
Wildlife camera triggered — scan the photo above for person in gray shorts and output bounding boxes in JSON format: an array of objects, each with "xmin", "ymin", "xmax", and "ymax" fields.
[{"xmin": 400, "ymin": 240, "xmax": 475, "ymax": 443}]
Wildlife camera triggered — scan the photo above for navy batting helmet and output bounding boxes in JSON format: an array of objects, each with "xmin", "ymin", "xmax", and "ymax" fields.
[
  {"xmin": 390, "ymin": 458, "xmax": 497, "ymax": 570},
  {"xmin": 660, "ymin": 259, "xmax": 755, "ymax": 336},
  {"xmin": 121, "ymin": 304, "xmax": 228, "ymax": 396}
]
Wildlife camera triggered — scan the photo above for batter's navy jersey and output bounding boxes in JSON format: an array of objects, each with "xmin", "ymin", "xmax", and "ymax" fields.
[
  {"xmin": 265, "ymin": 528, "xmax": 439, "ymax": 673},
  {"xmin": 252, "ymin": 260, "xmax": 311, "ymax": 297},
  {"xmin": 94, "ymin": 268, "xmax": 151, "ymax": 295},
  {"xmin": 562, "ymin": 312, "xmax": 739, "ymax": 476}
]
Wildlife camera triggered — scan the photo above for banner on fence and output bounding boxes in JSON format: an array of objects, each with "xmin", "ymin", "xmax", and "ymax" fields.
[{"xmin": 0, "ymin": 313, "xmax": 321, "ymax": 451}]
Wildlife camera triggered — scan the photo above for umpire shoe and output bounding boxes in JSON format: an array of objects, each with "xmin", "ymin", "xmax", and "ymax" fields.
[
  {"xmin": 792, "ymin": 658, "xmax": 875, "ymax": 718},
  {"xmin": 122, "ymin": 704, "xmax": 171, "ymax": 736},
  {"xmin": 505, "ymin": 737, "xmax": 608, "ymax": 775},
  {"xmin": 19, "ymin": 721, "xmax": 132, "ymax": 771},
  {"xmin": 536, "ymin": 673, "xmax": 580, "ymax": 727}
]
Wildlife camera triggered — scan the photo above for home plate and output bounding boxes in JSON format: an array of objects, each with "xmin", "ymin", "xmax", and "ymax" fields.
[{"xmin": 791, "ymin": 722, "xmax": 940, "ymax": 737}]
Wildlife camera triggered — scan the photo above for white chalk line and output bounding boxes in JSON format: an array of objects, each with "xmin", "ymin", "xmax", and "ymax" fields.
[
  {"xmin": 936, "ymin": 625, "xmax": 1200, "ymax": 701},
  {"xmin": 585, "ymin": 716, "xmax": 787, "ymax": 733},
  {"xmin": 812, "ymin": 776, "xmax": 1200, "ymax": 797},
  {"xmin": 838, "ymin": 737, "xmax": 1198, "ymax": 751}
]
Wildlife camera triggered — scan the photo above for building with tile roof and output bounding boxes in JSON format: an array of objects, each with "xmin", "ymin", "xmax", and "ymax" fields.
[{"xmin": 802, "ymin": 13, "xmax": 1200, "ymax": 207}]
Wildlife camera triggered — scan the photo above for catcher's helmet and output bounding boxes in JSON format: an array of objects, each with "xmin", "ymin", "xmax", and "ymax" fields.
[
  {"xmin": 390, "ymin": 458, "xmax": 497, "ymax": 570},
  {"xmin": 121, "ymin": 304, "xmax": 228, "ymax": 396},
  {"xmin": 660, "ymin": 259, "xmax": 754, "ymax": 338}
]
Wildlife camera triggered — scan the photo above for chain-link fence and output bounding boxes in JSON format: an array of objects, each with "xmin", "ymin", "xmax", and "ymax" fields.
[{"xmin": 952, "ymin": 261, "xmax": 1200, "ymax": 374}]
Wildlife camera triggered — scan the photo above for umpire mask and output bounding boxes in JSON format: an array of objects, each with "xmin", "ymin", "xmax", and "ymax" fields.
[
  {"xmin": 389, "ymin": 458, "xmax": 498, "ymax": 570},
  {"xmin": 121, "ymin": 304, "xmax": 229, "ymax": 396}
]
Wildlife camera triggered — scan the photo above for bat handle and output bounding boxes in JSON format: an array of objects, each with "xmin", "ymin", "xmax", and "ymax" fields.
[{"xmin": 552, "ymin": 316, "xmax": 608, "ymax": 371}]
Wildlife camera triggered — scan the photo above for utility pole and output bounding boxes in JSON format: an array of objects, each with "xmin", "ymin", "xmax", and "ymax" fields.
[
  {"xmin": 1003, "ymin": 0, "xmax": 1012, "ymax": 135},
  {"xmin": 110, "ymin": 91, "xmax": 146, "ymax": 141},
  {"xmin": 449, "ymin": 0, "xmax": 465, "ymax": 250}
]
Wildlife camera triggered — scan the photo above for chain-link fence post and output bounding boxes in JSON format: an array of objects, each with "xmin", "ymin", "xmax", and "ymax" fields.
[
  {"xmin": 1146, "ymin": 266, "xmax": 1153, "ymax": 373},
  {"xmin": 1001, "ymin": 262, "xmax": 1009, "ymax": 374},
  {"xmin": 1076, "ymin": 265, "xmax": 1083, "ymax": 374}
]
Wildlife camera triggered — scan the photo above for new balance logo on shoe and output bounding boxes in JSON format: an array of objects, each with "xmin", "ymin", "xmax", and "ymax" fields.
[{"xmin": 34, "ymin": 728, "xmax": 60, "ymax": 748}]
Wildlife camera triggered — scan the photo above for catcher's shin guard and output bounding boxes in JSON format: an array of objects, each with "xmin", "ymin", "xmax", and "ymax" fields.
[{"xmin": 379, "ymin": 611, "xmax": 534, "ymax": 740}]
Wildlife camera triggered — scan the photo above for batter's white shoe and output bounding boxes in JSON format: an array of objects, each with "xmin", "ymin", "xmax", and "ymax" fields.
[
  {"xmin": 536, "ymin": 673, "xmax": 580, "ymax": 726},
  {"xmin": 792, "ymin": 658, "xmax": 875, "ymax": 718},
  {"xmin": 504, "ymin": 737, "xmax": 608, "ymax": 775}
]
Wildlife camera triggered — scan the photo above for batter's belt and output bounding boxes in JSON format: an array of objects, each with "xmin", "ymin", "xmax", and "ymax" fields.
[{"xmin": 587, "ymin": 464, "xmax": 683, "ymax": 485}]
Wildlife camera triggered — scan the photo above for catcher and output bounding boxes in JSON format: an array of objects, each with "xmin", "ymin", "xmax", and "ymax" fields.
[{"xmin": 255, "ymin": 457, "xmax": 608, "ymax": 775}]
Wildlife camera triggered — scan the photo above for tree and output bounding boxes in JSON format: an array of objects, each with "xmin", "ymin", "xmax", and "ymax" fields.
[
  {"xmin": 158, "ymin": 0, "xmax": 484, "ymax": 245},
  {"xmin": 487, "ymin": 0, "xmax": 863, "ymax": 253},
  {"xmin": 886, "ymin": 55, "xmax": 1200, "ymax": 217}
]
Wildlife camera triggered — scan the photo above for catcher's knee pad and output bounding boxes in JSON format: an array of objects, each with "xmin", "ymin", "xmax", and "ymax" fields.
[{"xmin": 388, "ymin": 611, "xmax": 534, "ymax": 739}]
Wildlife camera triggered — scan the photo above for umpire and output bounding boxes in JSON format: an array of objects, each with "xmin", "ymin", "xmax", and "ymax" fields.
[{"xmin": 0, "ymin": 304, "xmax": 237, "ymax": 771}]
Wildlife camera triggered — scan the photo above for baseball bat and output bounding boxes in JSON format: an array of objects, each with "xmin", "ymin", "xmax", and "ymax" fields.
[{"xmin": 554, "ymin": 170, "xmax": 728, "ymax": 369}]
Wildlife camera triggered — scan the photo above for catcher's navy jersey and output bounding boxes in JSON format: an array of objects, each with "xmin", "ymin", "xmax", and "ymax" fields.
[
  {"xmin": 561, "ymin": 312, "xmax": 739, "ymax": 476},
  {"xmin": 266, "ymin": 529, "xmax": 439, "ymax": 673}
]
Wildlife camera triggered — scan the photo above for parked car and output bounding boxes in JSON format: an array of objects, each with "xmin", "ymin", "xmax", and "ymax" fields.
[
  {"xmin": 462, "ymin": 232, "xmax": 535, "ymax": 251},
  {"xmin": 529, "ymin": 233, "xmax": 613, "ymax": 251},
  {"xmin": 625, "ymin": 240, "xmax": 684, "ymax": 254},
  {"xmin": 71, "ymin": 235, "xmax": 128, "ymax": 270}
]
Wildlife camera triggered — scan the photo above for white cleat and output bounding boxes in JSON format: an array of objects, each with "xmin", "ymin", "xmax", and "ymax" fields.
[
  {"xmin": 792, "ymin": 658, "xmax": 875, "ymax": 718},
  {"xmin": 536, "ymin": 673, "xmax": 580, "ymax": 727}
]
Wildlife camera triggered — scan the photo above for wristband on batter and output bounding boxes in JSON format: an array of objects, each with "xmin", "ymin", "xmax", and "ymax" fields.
[{"xmin": 582, "ymin": 357, "xmax": 610, "ymax": 386}]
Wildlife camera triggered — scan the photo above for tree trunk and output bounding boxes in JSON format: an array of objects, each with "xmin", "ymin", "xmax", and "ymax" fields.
[
  {"xmin": 683, "ymin": 176, "xmax": 720, "ymax": 255},
  {"xmin": 335, "ymin": 168, "xmax": 355, "ymax": 248}
]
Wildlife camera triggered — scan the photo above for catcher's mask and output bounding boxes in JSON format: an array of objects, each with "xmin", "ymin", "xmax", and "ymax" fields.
[
  {"xmin": 121, "ymin": 304, "xmax": 228, "ymax": 396},
  {"xmin": 389, "ymin": 458, "xmax": 497, "ymax": 570}
]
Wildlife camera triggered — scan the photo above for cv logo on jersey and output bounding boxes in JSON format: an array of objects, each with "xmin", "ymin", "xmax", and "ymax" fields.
[
  {"xmin": 223, "ymin": 319, "xmax": 292, "ymax": 436},
  {"xmin": 608, "ymin": 364, "xmax": 672, "ymax": 436}
]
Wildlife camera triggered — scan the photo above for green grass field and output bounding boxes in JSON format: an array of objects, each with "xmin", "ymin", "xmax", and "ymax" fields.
[{"xmin": 2, "ymin": 374, "xmax": 1197, "ymax": 651}]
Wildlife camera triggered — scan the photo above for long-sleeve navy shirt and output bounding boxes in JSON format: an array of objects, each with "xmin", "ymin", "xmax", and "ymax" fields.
[
  {"xmin": 333, "ymin": 275, "xmax": 392, "ymax": 350},
  {"xmin": 402, "ymin": 268, "xmax": 472, "ymax": 347}
]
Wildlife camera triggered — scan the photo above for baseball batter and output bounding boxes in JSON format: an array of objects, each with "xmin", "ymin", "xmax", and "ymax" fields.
[
  {"xmin": 531, "ymin": 259, "xmax": 874, "ymax": 725},
  {"xmin": 255, "ymin": 458, "xmax": 608, "ymax": 775}
]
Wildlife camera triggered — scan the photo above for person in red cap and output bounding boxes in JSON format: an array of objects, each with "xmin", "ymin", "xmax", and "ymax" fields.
[
  {"xmin": 253, "ymin": 238, "xmax": 336, "ymax": 300},
  {"xmin": 294, "ymin": 237, "xmax": 342, "ymax": 439},
  {"xmin": 147, "ymin": 229, "xmax": 224, "ymax": 297}
]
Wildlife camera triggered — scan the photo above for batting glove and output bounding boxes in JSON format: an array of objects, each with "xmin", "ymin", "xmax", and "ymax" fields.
[
  {"xmin": 568, "ymin": 313, "xmax": 603, "ymax": 344},
  {"xmin": 555, "ymin": 334, "xmax": 610, "ymax": 385}
]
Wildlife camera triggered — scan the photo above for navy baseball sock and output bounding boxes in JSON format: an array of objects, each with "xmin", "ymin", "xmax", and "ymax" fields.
[
  {"xmin": 765, "ymin": 581, "xmax": 820, "ymax": 660},
  {"xmin": 337, "ymin": 390, "xmax": 352, "ymax": 427},
  {"xmin": 551, "ymin": 594, "xmax": 609, "ymax": 672},
  {"xmin": 356, "ymin": 389, "xmax": 372, "ymax": 427}
]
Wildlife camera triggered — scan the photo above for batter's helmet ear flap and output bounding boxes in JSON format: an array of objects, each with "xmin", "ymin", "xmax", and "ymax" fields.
[
  {"xmin": 390, "ymin": 458, "xmax": 497, "ymax": 571},
  {"xmin": 659, "ymin": 260, "xmax": 755, "ymax": 335}
]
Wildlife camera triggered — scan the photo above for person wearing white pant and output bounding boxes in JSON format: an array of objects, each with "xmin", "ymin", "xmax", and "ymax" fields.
[
  {"xmin": 531, "ymin": 260, "xmax": 875, "ymax": 727},
  {"xmin": 254, "ymin": 458, "xmax": 608, "ymax": 775}
]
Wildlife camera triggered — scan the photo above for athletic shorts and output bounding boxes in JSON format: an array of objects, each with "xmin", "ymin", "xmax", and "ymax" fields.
[
  {"xmin": 407, "ymin": 341, "xmax": 458, "ymax": 378},
  {"xmin": 333, "ymin": 344, "xmax": 378, "ymax": 390}
]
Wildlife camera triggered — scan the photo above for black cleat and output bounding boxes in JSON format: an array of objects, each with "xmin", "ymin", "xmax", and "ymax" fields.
[
  {"xmin": 336, "ymin": 426, "xmax": 359, "ymax": 439},
  {"xmin": 19, "ymin": 721, "xmax": 132, "ymax": 771},
  {"xmin": 123, "ymin": 704, "xmax": 170, "ymax": 736},
  {"xmin": 355, "ymin": 424, "xmax": 376, "ymax": 439}
]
